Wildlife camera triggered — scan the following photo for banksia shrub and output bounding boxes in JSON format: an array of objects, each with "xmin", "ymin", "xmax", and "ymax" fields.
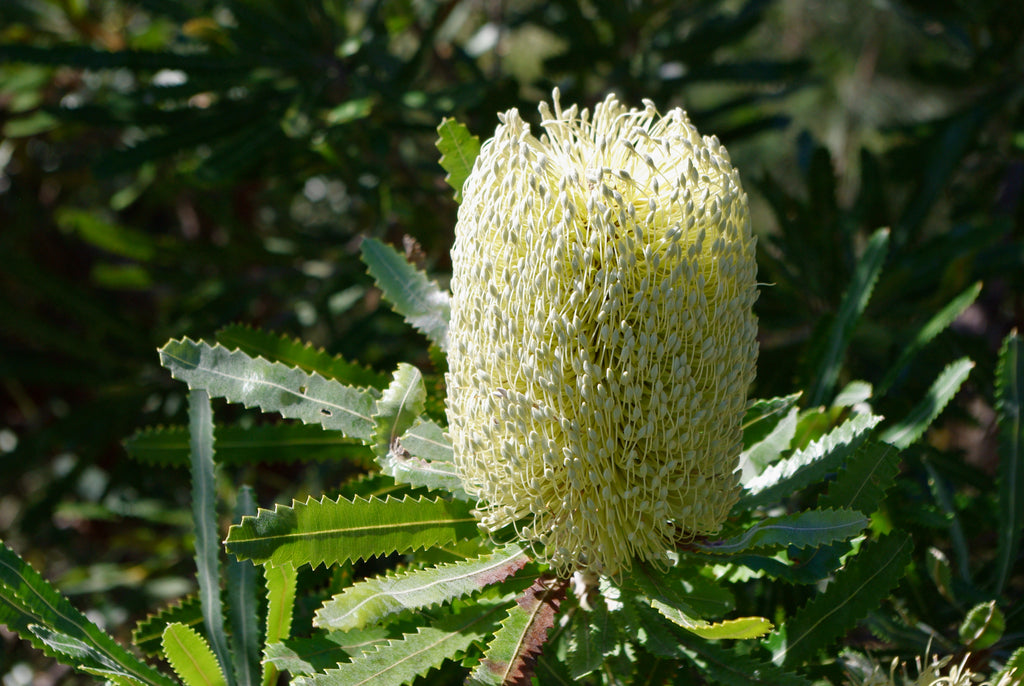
[{"xmin": 446, "ymin": 90, "xmax": 759, "ymax": 575}]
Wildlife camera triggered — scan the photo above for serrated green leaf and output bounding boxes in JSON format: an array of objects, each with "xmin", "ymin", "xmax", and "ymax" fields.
[
  {"xmin": 628, "ymin": 601, "xmax": 810, "ymax": 686},
  {"xmin": 739, "ymin": 406, "xmax": 797, "ymax": 482},
  {"xmin": 315, "ymin": 544, "xmax": 527, "ymax": 632},
  {"xmin": 124, "ymin": 423, "xmax": 373, "ymax": 468},
  {"xmin": 133, "ymin": 595, "xmax": 204, "ymax": 656},
  {"xmin": 372, "ymin": 363, "xmax": 426, "ymax": 462},
  {"xmin": 162, "ymin": 623, "xmax": 228, "ymax": 686},
  {"xmin": 741, "ymin": 412, "xmax": 882, "ymax": 507},
  {"xmin": 215, "ymin": 325, "xmax": 389, "ymax": 389},
  {"xmin": 994, "ymin": 331, "xmax": 1023, "ymax": 595},
  {"xmin": 436, "ymin": 117, "xmax": 481, "ymax": 203},
  {"xmin": 225, "ymin": 495, "xmax": 478, "ymax": 568},
  {"xmin": 876, "ymin": 282, "xmax": 983, "ymax": 396},
  {"xmin": 818, "ymin": 440, "xmax": 900, "ymax": 515},
  {"xmin": 993, "ymin": 645, "xmax": 1024, "ymax": 684},
  {"xmin": 959, "ymin": 600, "xmax": 1005, "ymax": 650},
  {"xmin": 770, "ymin": 533, "xmax": 913, "ymax": 665},
  {"xmin": 378, "ymin": 414, "xmax": 466, "ymax": 496},
  {"xmin": 467, "ymin": 578, "xmax": 564, "ymax": 686},
  {"xmin": 228, "ymin": 488, "xmax": 260, "ymax": 686},
  {"xmin": 566, "ymin": 595, "xmax": 615, "ymax": 680},
  {"xmin": 400, "ymin": 419, "xmax": 453, "ymax": 462},
  {"xmin": 295, "ymin": 599, "xmax": 505, "ymax": 686},
  {"xmin": 360, "ymin": 238, "xmax": 450, "ymax": 351},
  {"xmin": 27, "ymin": 624, "xmax": 147, "ymax": 685},
  {"xmin": 880, "ymin": 357, "xmax": 974, "ymax": 449},
  {"xmin": 743, "ymin": 393, "xmax": 802, "ymax": 443},
  {"xmin": 807, "ymin": 227, "xmax": 889, "ymax": 406},
  {"xmin": 0, "ymin": 545, "xmax": 171, "ymax": 681},
  {"xmin": 159, "ymin": 338, "xmax": 376, "ymax": 441},
  {"xmin": 698, "ymin": 509, "xmax": 867, "ymax": 555},
  {"xmin": 263, "ymin": 630, "xmax": 391, "ymax": 676},
  {"xmin": 188, "ymin": 390, "xmax": 235, "ymax": 686},
  {"xmin": 262, "ymin": 564, "xmax": 297, "ymax": 686},
  {"xmin": 622, "ymin": 562, "xmax": 735, "ymax": 623}
]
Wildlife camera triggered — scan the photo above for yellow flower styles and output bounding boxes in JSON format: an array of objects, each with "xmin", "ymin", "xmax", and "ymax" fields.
[{"xmin": 446, "ymin": 90, "xmax": 758, "ymax": 575}]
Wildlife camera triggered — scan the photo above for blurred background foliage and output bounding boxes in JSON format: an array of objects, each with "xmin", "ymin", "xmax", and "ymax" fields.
[{"xmin": 0, "ymin": 0, "xmax": 1022, "ymax": 682}]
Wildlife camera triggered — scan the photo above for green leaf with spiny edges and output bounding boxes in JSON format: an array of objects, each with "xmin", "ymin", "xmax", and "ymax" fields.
[
  {"xmin": 133, "ymin": 594, "xmax": 203, "ymax": 656},
  {"xmin": 263, "ymin": 628, "xmax": 394, "ymax": 676},
  {"xmin": 566, "ymin": 591, "xmax": 619, "ymax": 680},
  {"xmin": 806, "ymin": 227, "xmax": 889, "ymax": 407},
  {"xmin": 295, "ymin": 598, "xmax": 506, "ymax": 686},
  {"xmin": 0, "ymin": 542, "xmax": 176, "ymax": 685},
  {"xmin": 315, "ymin": 544, "xmax": 528, "ymax": 632},
  {"xmin": 739, "ymin": 406, "xmax": 797, "ymax": 483},
  {"xmin": 876, "ymin": 282, "xmax": 982, "ymax": 396},
  {"xmin": 818, "ymin": 440, "xmax": 900, "ymax": 514},
  {"xmin": 626, "ymin": 600, "xmax": 810, "ymax": 686},
  {"xmin": 742, "ymin": 393, "xmax": 802, "ymax": 448},
  {"xmin": 124, "ymin": 423, "xmax": 373, "ymax": 468},
  {"xmin": 467, "ymin": 578, "xmax": 565, "ymax": 686},
  {"xmin": 768, "ymin": 532, "xmax": 913, "ymax": 666},
  {"xmin": 994, "ymin": 331, "xmax": 1023, "ymax": 595},
  {"xmin": 262, "ymin": 564, "xmax": 297, "ymax": 686},
  {"xmin": 400, "ymin": 418, "xmax": 454, "ymax": 462},
  {"xmin": 216, "ymin": 324, "xmax": 389, "ymax": 389},
  {"xmin": 162, "ymin": 623, "xmax": 228, "ymax": 686},
  {"xmin": 159, "ymin": 338, "xmax": 377, "ymax": 441},
  {"xmin": 225, "ymin": 494, "xmax": 478, "ymax": 568},
  {"xmin": 227, "ymin": 488, "xmax": 260, "ymax": 686},
  {"xmin": 740, "ymin": 412, "xmax": 882, "ymax": 507},
  {"xmin": 360, "ymin": 238, "xmax": 451, "ymax": 351},
  {"xmin": 620, "ymin": 562, "xmax": 734, "ymax": 620},
  {"xmin": 879, "ymin": 357, "xmax": 974, "ymax": 449},
  {"xmin": 436, "ymin": 117, "xmax": 481, "ymax": 203},
  {"xmin": 372, "ymin": 363, "xmax": 426, "ymax": 462},
  {"xmin": 188, "ymin": 389, "xmax": 235, "ymax": 686},
  {"xmin": 26, "ymin": 624, "xmax": 145, "ymax": 685},
  {"xmin": 993, "ymin": 645, "xmax": 1024, "ymax": 684},
  {"xmin": 698, "ymin": 509, "xmax": 868, "ymax": 555},
  {"xmin": 384, "ymin": 420, "xmax": 467, "ymax": 499}
]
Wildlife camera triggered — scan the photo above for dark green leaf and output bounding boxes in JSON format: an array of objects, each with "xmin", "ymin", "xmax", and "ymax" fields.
[
  {"xmin": 994, "ymin": 331, "xmax": 1023, "ymax": 595},
  {"xmin": 880, "ymin": 357, "xmax": 974, "ymax": 449},
  {"xmin": 436, "ymin": 117, "xmax": 481, "ymax": 203}
]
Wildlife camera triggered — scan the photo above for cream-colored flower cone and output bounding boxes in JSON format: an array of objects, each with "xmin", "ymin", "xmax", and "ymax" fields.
[{"xmin": 446, "ymin": 90, "xmax": 758, "ymax": 575}]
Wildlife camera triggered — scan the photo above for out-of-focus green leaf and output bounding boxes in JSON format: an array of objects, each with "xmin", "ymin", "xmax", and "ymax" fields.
[{"xmin": 994, "ymin": 331, "xmax": 1023, "ymax": 595}]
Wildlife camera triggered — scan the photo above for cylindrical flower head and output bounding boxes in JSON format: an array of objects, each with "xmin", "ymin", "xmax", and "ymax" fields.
[{"xmin": 446, "ymin": 90, "xmax": 758, "ymax": 576}]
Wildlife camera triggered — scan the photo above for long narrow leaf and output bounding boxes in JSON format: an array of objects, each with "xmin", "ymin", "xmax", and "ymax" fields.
[
  {"xmin": 741, "ymin": 412, "xmax": 882, "ymax": 507},
  {"xmin": 124, "ymin": 423, "xmax": 372, "ymax": 468},
  {"xmin": 225, "ymin": 495, "xmax": 478, "ymax": 568},
  {"xmin": 876, "ymin": 282, "xmax": 982, "ymax": 396},
  {"xmin": 133, "ymin": 595, "xmax": 204, "ymax": 656},
  {"xmin": 294, "ymin": 600, "xmax": 506, "ymax": 686},
  {"xmin": 189, "ymin": 390, "xmax": 235, "ymax": 686},
  {"xmin": 467, "ymin": 579, "xmax": 564, "ymax": 686},
  {"xmin": 262, "ymin": 564, "xmax": 297, "ymax": 686},
  {"xmin": 215, "ymin": 325, "xmax": 389, "ymax": 389},
  {"xmin": 807, "ymin": 227, "xmax": 889, "ymax": 406},
  {"xmin": 228, "ymin": 488, "xmax": 260, "ymax": 686},
  {"xmin": 360, "ymin": 238, "xmax": 450, "ymax": 351},
  {"xmin": 819, "ymin": 440, "xmax": 900, "ymax": 514},
  {"xmin": 159, "ymin": 338, "xmax": 376, "ymax": 441},
  {"xmin": 0, "ymin": 543, "xmax": 175, "ymax": 685},
  {"xmin": 162, "ymin": 623, "xmax": 228, "ymax": 686},
  {"xmin": 879, "ymin": 357, "xmax": 974, "ymax": 449},
  {"xmin": 769, "ymin": 533, "xmax": 913, "ymax": 666},
  {"xmin": 698, "ymin": 509, "xmax": 867, "ymax": 555},
  {"xmin": 994, "ymin": 331, "xmax": 1023, "ymax": 595},
  {"xmin": 314, "ymin": 544, "xmax": 528, "ymax": 632}
]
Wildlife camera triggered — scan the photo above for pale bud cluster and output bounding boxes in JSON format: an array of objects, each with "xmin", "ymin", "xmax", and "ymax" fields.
[{"xmin": 445, "ymin": 90, "xmax": 758, "ymax": 575}]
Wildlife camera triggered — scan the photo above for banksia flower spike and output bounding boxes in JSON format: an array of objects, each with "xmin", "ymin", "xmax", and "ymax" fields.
[{"xmin": 446, "ymin": 90, "xmax": 758, "ymax": 576}]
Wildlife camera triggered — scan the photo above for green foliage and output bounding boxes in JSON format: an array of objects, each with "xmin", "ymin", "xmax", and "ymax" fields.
[
  {"xmin": 162, "ymin": 623, "xmax": 228, "ymax": 686},
  {"xmin": 994, "ymin": 331, "xmax": 1023, "ymax": 595},
  {"xmin": 436, "ymin": 118, "xmax": 482, "ymax": 203},
  {"xmin": 768, "ymin": 533, "xmax": 914, "ymax": 666}
]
